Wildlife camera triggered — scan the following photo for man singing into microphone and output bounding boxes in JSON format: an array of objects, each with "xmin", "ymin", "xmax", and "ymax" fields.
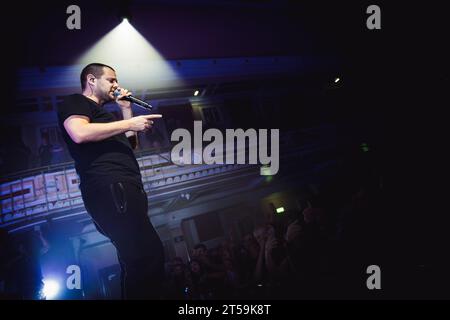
[{"xmin": 56, "ymin": 63, "xmax": 164, "ymax": 299}]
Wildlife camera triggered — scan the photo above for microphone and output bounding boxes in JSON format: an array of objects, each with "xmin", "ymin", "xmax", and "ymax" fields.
[{"xmin": 113, "ymin": 89, "xmax": 153, "ymax": 110}]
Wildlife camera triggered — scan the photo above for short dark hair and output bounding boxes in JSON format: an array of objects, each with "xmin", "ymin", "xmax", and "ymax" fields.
[{"xmin": 80, "ymin": 63, "xmax": 115, "ymax": 91}]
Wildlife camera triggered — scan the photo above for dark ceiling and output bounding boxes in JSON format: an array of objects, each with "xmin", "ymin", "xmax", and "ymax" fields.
[{"xmin": 9, "ymin": 0, "xmax": 371, "ymax": 67}]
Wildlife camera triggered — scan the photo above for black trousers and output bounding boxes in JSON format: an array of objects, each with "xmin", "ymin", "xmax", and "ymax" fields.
[{"xmin": 81, "ymin": 181, "xmax": 164, "ymax": 299}]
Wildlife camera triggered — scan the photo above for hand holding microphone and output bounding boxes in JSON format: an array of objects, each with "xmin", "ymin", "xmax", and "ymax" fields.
[
  {"xmin": 114, "ymin": 88, "xmax": 153, "ymax": 110},
  {"xmin": 113, "ymin": 87, "xmax": 160, "ymax": 132},
  {"xmin": 113, "ymin": 87, "xmax": 132, "ymax": 109}
]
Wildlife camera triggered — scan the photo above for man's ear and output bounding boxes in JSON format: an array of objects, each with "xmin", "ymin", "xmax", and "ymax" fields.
[{"xmin": 87, "ymin": 73, "xmax": 96, "ymax": 85}]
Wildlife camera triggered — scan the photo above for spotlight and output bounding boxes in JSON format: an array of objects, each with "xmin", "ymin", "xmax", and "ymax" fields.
[
  {"xmin": 194, "ymin": 90, "xmax": 199, "ymax": 96},
  {"xmin": 276, "ymin": 207, "xmax": 285, "ymax": 214},
  {"xmin": 42, "ymin": 279, "xmax": 60, "ymax": 300},
  {"xmin": 117, "ymin": 0, "xmax": 132, "ymax": 23},
  {"xmin": 76, "ymin": 6, "xmax": 180, "ymax": 90},
  {"xmin": 118, "ymin": 14, "xmax": 132, "ymax": 24},
  {"xmin": 334, "ymin": 77, "xmax": 340, "ymax": 83}
]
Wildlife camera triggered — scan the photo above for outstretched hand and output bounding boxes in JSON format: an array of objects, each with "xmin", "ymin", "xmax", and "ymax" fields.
[{"xmin": 128, "ymin": 114, "xmax": 163, "ymax": 132}]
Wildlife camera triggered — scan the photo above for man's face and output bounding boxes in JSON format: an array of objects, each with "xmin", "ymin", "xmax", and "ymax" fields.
[{"xmin": 93, "ymin": 67, "xmax": 119, "ymax": 102}]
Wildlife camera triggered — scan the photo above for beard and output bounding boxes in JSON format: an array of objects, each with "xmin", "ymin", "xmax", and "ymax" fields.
[{"xmin": 102, "ymin": 90, "xmax": 115, "ymax": 102}]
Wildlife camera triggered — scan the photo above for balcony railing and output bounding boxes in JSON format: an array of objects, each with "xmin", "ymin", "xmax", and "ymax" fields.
[{"xmin": 1, "ymin": 128, "xmax": 339, "ymax": 230}]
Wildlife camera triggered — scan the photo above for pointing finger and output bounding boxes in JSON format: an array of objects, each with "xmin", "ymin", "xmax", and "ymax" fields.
[{"xmin": 143, "ymin": 114, "xmax": 162, "ymax": 119}]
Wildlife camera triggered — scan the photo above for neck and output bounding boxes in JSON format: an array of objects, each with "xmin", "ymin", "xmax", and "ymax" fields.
[{"xmin": 82, "ymin": 92, "xmax": 104, "ymax": 105}]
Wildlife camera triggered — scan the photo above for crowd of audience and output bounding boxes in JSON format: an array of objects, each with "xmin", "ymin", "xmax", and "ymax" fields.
[
  {"xmin": 1, "ymin": 142, "xmax": 387, "ymax": 300},
  {"xmin": 162, "ymin": 177, "xmax": 384, "ymax": 300}
]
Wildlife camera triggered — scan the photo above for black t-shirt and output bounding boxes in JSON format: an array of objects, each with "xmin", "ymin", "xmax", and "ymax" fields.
[{"xmin": 57, "ymin": 94, "xmax": 142, "ymax": 190}]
